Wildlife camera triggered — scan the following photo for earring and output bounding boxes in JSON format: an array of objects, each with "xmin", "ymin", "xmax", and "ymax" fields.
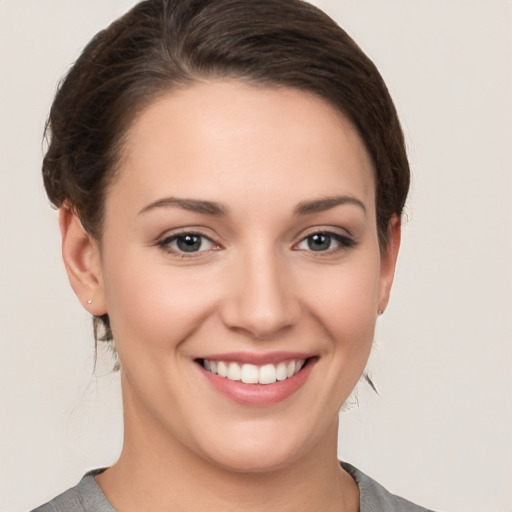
[
  {"xmin": 87, "ymin": 299, "xmax": 93, "ymax": 305},
  {"xmin": 378, "ymin": 309, "xmax": 384, "ymax": 315}
]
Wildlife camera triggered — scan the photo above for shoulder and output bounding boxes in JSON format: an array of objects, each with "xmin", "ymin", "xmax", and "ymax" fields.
[
  {"xmin": 341, "ymin": 462, "xmax": 436, "ymax": 512},
  {"xmin": 30, "ymin": 470, "xmax": 114, "ymax": 512}
]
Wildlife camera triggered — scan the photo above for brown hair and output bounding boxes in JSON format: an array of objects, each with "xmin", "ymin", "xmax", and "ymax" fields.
[{"xmin": 43, "ymin": 0, "xmax": 410, "ymax": 349}]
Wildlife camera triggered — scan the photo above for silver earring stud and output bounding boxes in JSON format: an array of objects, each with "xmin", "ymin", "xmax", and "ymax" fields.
[
  {"xmin": 378, "ymin": 309, "xmax": 383, "ymax": 315},
  {"xmin": 87, "ymin": 299, "xmax": 93, "ymax": 305}
]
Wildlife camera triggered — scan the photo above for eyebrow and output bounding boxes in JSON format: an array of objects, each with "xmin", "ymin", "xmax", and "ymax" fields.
[
  {"xmin": 294, "ymin": 195, "xmax": 366, "ymax": 216},
  {"xmin": 138, "ymin": 194, "xmax": 366, "ymax": 217},
  {"xmin": 138, "ymin": 197, "xmax": 228, "ymax": 216}
]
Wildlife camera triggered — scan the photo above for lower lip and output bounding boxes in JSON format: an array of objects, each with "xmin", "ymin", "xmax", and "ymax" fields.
[{"xmin": 198, "ymin": 359, "xmax": 316, "ymax": 406}]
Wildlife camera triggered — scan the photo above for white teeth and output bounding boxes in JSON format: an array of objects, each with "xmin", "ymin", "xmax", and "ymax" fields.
[
  {"xmin": 241, "ymin": 364, "xmax": 259, "ymax": 384},
  {"xmin": 227, "ymin": 362, "xmax": 241, "ymax": 381},
  {"xmin": 259, "ymin": 364, "xmax": 277, "ymax": 384},
  {"xmin": 276, "ymin": 362, "xmax": 288, "ymax": 381},
  {"xmin": 217, "ymin": 361, "xmax": 228, "ymax": 378},
  {"xmin": 202, "ymin": 359, "xmax": 306, "ymax": 385}
]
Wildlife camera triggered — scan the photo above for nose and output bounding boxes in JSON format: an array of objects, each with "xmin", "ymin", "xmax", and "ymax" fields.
[{"xmin": 219, "ymin": 247, "xmax": 301, "ymax": 339}]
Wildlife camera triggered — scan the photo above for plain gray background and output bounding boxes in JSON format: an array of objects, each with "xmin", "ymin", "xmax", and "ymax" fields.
[{"xmin": 1, "ymin": 1, "xmax": 511, "ymax": 511}]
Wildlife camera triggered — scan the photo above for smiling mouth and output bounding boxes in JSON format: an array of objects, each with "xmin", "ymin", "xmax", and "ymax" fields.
[{"xmin": 197, "ymin": 358, "xmax": 312, "ymax": 385}]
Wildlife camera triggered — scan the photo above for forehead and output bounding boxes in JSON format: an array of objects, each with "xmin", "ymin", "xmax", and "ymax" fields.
[{"xmin": 110, "ymin": 81, "xmax": 376, "ymax": 217}]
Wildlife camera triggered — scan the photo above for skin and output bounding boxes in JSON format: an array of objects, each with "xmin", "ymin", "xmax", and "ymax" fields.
[{"xmin": 60, "ymin": 81, "xmax": 400, "ymax": 512}]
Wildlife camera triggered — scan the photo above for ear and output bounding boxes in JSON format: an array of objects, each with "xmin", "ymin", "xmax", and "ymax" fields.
[
  {"xmin": 378, "ymin": 215, "xmax": 401, "ymax": 314},
  {"xmin": 59, "ymin": 205, "xmax": 107, "ymax": 316}
]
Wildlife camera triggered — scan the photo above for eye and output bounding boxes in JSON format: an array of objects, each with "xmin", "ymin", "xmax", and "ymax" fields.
[
  {"xmin": 296, "ymin": 232, "xmax": 355, "ymax": 252},
  {"xmin": 158, "ymin": 232, "xmax": 217, "ymax": 254}
]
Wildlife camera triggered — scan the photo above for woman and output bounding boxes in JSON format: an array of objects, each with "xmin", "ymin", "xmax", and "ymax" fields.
[{"xmin": 33, "ymin": 0, "xmax": 433, "ymax": 510}]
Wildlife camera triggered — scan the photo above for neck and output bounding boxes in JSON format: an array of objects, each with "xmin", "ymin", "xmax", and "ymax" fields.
[{"xmin": 95, "ymin": 378, "xmax": 359, "ymax": 512}]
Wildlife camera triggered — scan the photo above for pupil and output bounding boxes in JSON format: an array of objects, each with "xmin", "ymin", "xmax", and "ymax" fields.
[
  {"xmin": 177, "ymin": 235, "xmax": 202, "ymax": 252},
  {"xmin": 308, "ymin": 233, "xmax": 331, "ymax": 251}
]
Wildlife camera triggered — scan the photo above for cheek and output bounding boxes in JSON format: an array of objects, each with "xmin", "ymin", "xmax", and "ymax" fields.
[
  {"xmin": 298, "ymin": 254, "xmax": 381, "ymax": 336},
  {"xmin": 102, "ymin": 251, "xmax": 219, "ymax": 357},
  {"xmin": 296, "ymin": 252, "xmax": 381, "ymax": 387}
]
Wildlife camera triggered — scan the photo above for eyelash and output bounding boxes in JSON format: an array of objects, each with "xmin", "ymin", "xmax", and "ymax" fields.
[
  {"xmin": 294, "ymin": 231, "xmax": 356, "ymax": 254},
  {"xmin": 157, "ymin": 231, "xmax": 220, "ymax": 257},
  {"xmin": 156, "ymin": 230, "xmax": 356, "ymax": 258}
]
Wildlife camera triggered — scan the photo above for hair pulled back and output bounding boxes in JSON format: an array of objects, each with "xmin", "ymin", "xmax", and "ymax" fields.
[{"xmin": 43, "ymin": 0, "xmax": 410, "ymax": 349}]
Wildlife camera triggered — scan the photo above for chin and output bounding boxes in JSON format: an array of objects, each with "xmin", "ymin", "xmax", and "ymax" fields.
[
  {"xmin": 206, "ymin": 445, "xmax": 300, "ymax": 474},
  {"xmin": 193, "ymin": 420, "xmax": 319, "ymax": 474}
]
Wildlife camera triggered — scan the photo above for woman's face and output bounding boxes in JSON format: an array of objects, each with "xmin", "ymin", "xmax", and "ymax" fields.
[{"xmin": 85, "ymin": 81, "xmax": 399, "ymax": 471}]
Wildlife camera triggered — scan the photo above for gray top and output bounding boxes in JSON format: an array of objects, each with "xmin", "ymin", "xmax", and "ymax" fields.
[{"xmin": 32, "ymin": 463, "xmax": 435, "ymax": 512}]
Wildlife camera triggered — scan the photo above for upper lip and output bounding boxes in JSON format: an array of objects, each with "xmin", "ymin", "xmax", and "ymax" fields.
[{"xmin": 196, "ymin": 351, "xmax": 316, "ymax": 365}]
